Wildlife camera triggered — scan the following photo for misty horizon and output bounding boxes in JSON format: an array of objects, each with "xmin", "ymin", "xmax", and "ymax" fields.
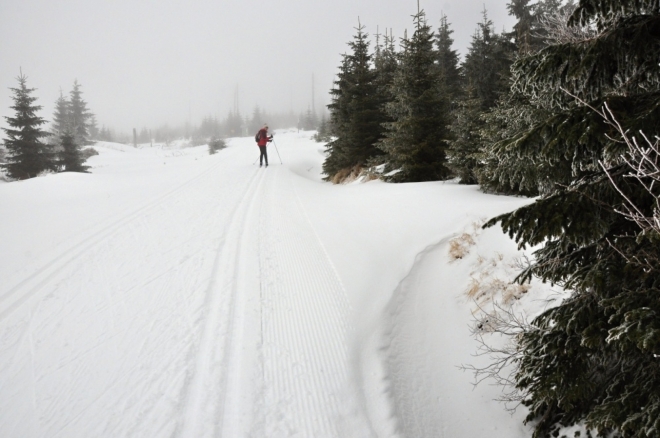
[{"xmin": 1, "ymin": 0, "xmax": 515, "ymax": 136}]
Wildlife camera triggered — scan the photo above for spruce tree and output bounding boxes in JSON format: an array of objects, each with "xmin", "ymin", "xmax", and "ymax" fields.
[
  {"xmin": 508, "ymin": 0, "xmax": 535, "ymax": 52},
  {"xmin": 461, "ymin": 11, "xmax": 512, "ymax": 111},
  {"xmin": 447, "ymin": 11, "xmax": 513, "ymax": 184},
  {"xmin": 203, "ymin": 115, "xmax": 222, "ymax": 139},
  {"xmin": 484, "ymin": 1, "xmax": 660, "ymax": 436},
  {"xmin": 98, "ymin": 125, "xmax": 113, "ymax": 142},
  {"xmin": 477, "ymin": 90, "xmax": 553, "ymax": 195},
  {"xmin": 368, "ymin": 28, "xmax": 398, "ymax": 168},
  {"xmin": 435, "ymin": 14, "xmax": 462, "ymax": 104},
  {"xmin": 507, "ymin": 0, "xmax": 564, "ymax": 53},
  {"xmin": 302, "ymin": 107, "xmax": 319, "ymax": 131},
  {"xmin": 313, "ymin": 114, "xmax": 332, "ymax": 142},
  {"xmin": 323, "ymin": 53, "xmax": 354, "ymax": 177},
  {"xmin": 51, "ymin": 90, "xmax": 70, "ymax": 138},
  {"xmin": 224, "ymin": 110, "xmax": 243, "ymax": 137},
  {"xmin": 68, "ymin": 80, "xmax": 92, "ymax": 146},
  {"xmin": 373, "ymin": 29, "xmax": 398, "ymax": 95},
  {"xmin": 249, "ymin": 106, "xmax": 264, "ymax": 134},
  {"xmin": 323, "ymin": 22, "xmax": 384, "ymax": 181},
  {"xmin": 138, "ymin": 127, "xmax": 149, "ymax": 143},
  {"xmin": 58, "ymin": 132, "xmax": 89, "ymax": 172},
  {"xmin": 447, "ymin": 86, "xmax": 485, "ymax": 184},
  {"xmin": 88, "ymin": 114, "xmax": 99, "ymax": 140},
  {"xmin": 478, "ymin": 0, "xmax": 567, "ymax": 194},
  {"xmin": 341, "ymin": 22, "xmax": 383, "ymax": 168},
  {"xmin": 1, "ymin": 72, "xmax": 53, "ymax": 179},
  {"xmin": 377, "ymin": 8, "xmax": 451, "ymax": 182}
]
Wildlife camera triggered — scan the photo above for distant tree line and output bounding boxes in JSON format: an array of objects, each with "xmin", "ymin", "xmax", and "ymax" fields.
[
  {"xmin": 324, "ymin": 0, "xmax": 660, "ymax": 436},
  {"xmin": 129, "ymin": 106, "xmax": 326, "ymax": 147},
  {"xmin": 0, "ymin": 71, "xmax": 327, "ymax": 177},
  {"xmin": 1, "ymin": 74, "xmax": 96, "ymax": 180}
]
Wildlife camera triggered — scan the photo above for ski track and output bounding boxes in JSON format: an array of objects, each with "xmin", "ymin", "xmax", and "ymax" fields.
[
  {"xmin": 0, "ymin": 156, "xmax": 226, "ymax": 323},
  {"xmin": 176, "ymin": 166, "xmax": 265, "ymax": 437},
  {"xmin": 0, "ymin": 144, "xmax": 376, "ymax": 437},
  {"xmin": 252, "ymin": 166, "xmax": 373, "ymax": 438},
  {"xmin": 0, "ymin": 150, "xmax": 253, "ymax": 437}
]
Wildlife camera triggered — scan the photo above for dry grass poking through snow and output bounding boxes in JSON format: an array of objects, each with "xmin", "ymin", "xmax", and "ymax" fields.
[
  {"xmin": 448, "ymin": 221, "xmax": 481, "ymax": 260},
  {"xmin": 448, "ymin": 221, "xmax": 531, "ymax": 314},
  {"xmin": 448, "ymin": 233, "xmax": 475, "ymax": 260},
  {"xmin": 466, "ymin": 276, "xmax": 531, "ymax": 306},
  {"xmin": 330, "ymin": 165, "xmax": 380, "ymax": 184},
  {"xmin": 330, "ymin": 165, "xmax": 363, "ymax": 184}
]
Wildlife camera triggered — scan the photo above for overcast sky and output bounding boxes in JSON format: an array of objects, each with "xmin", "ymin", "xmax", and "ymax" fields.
[{"xmin": 0, "ymin": 0, "xmax": 516, "ymax": 134}]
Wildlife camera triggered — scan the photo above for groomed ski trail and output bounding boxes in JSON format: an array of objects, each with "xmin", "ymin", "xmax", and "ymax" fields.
[
  {"xmin": 177, "ymin": 167, "xmax": 266, "ymax": 437},
  {"xmin": 1, "ymin": 133, "xmax": 542, "ymax": 438},
  {"xmin": 0, "ymin": 157, "xmax": 227, "ymax": 322},
  {"xmin": 0, "ymin": 139, "xmax": 376, "ymax": 437},
  {"xmin": 251, "ymin": 166, "xmax": 374, "ymax": 437},
  {"xmin": 0, "ymin": 147, "xmax": 255, "ymax": 437},
  {"xmin": 179, "ymin": 159, "xmax": 375, "ymax": 437}
]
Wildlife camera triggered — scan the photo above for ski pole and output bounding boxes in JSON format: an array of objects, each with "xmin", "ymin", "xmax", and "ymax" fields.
[{"xmin": 272, "ymin": 139, "xmax": 283, "ymax": 164}]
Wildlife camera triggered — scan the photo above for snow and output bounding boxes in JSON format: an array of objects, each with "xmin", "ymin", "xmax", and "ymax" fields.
[{"xmin": 0, "ymin": 130, "xmax": 560, "ymax": 437}]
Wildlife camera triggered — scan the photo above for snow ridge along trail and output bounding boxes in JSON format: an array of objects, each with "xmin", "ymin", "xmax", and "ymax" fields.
[{"xmin": 252, "ymin": 165, "xmax": 374, "ymax": 437}]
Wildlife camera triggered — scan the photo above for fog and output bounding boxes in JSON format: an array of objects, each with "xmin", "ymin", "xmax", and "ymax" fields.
[{"xmin": 0, "ymin": 0, "xmax": 515, "ymax": 135}]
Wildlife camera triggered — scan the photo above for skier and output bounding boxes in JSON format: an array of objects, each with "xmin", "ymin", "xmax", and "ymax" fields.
[{"xmin": 255, "ymin": 124, "xmax": 273, "ymax": 167}]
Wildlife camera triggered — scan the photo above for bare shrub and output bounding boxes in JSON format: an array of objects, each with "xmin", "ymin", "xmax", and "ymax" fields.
[
  {"xmin": 461, "ymin": 302, "xmax": 531, "ymax": 409},
  {"xmin": 598, "ymin": 104, "xmax": 660, "ymax": 236},
  {"xmin": 208, "ymin": 137, "xmax": 227, "ymax": 155},
  {"xmin": 557, "ymin": 93, "xmax": 660, "ymax": 235}
]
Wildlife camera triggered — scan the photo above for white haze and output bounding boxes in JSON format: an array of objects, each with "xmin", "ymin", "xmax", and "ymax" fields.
[{"xmin": 0, "ymin": 0, "xmax": 515, "ymax": 134}]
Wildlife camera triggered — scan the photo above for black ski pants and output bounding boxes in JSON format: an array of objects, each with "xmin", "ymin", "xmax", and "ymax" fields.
[{"xmin": 259, "ymin": 145, "xmax": 268, "ymax": 165}]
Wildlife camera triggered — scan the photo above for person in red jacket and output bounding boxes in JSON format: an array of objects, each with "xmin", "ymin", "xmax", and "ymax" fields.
[{"xmin": 255, "ymin": 124, "xmax": 273, "ymax": 167}]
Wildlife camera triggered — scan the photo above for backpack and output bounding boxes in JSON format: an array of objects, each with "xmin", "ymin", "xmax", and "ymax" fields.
[{"xmin": 255, "ymin": 131, "xmax": 261, "ymax": 142}]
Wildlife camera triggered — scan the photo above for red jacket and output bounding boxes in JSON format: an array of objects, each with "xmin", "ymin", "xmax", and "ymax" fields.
[{"xmin": 256, "ymin": 128, "xmax": 271, "ymax": 147}]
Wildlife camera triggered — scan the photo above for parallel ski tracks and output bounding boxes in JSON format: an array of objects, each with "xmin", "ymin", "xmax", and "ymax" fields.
[
  {"xmin": 0, "ymin": 158, "xmax": 226, "ymax": 323},
  {"xmin": 178, "ymin": 164, "xmax": 374, "ymax": 437},
  {"xmin": 2, "ymin": 151, "xmax": 376, "ymax": 436},
  {"xmin": 176, "ymin": 167, "xmax": 266, "ymax": 438},
  {"xmin": 0, "ymin": 152, "xmax": 262, "ymax": 437}
]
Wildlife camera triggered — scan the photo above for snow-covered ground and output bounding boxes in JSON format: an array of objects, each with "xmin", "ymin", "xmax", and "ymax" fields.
[{"xmin": 0, "ymin": 130, "xmax": 561, "ymax": 437}]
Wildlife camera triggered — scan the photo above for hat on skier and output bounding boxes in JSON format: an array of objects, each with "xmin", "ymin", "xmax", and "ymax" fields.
[{"xmin": 263, "ymin": 124, "xmax": 268, "ymax": 129}]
